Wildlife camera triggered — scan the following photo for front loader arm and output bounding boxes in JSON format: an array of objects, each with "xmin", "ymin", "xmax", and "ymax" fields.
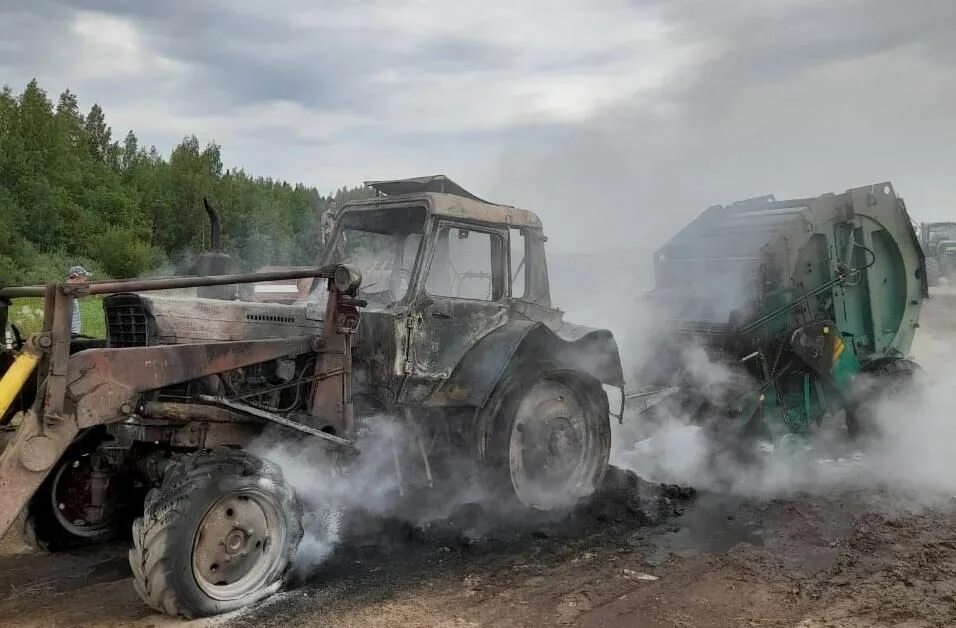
[
  {"xmin": 0, "ymin": 335, "xmax": 318, "ymax": 539},
  {"xmin": 0, "ymin": 264, "xmax": 362, "ymax": 541}
]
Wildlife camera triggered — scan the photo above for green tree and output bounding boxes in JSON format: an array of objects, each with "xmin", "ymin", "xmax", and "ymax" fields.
[
  {"xmin": 0, "ymin": 80, "xmax": 352, "ymax": 286},
  {"xmin": 84, "ymin": 103, "xmax": 117, "ymax": 166}
]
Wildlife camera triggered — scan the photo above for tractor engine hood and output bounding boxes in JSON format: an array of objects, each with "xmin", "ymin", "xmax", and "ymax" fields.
[{"xmin": 103, "ymin": 293, "xmax": 323, "ymax": 346}]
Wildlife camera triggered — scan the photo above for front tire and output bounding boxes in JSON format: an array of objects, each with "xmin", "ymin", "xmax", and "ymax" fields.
[
  {"xmin": 490, "ymin": 369, "xmax": 611, "ymax": 511},
  {"xmin": 129, "ymin": 448, "xmax": 303, "ymax": 618}
]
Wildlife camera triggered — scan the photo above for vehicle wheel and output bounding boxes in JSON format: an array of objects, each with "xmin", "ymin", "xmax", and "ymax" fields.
[
  {"xmin": 926, "ymin": 257, "xmax": 941, "ymax": 287},
  {"xmin": 129, "ymin": 448, "xmax": 303, "ymax": 618},
  {"xmin": 17, "ymin": 430, "xmax": 123, "ymax": 551},
  {"xmin": 846, "ymin": 357, "xmax": 923, "ymax": 439},
  {"xmin": 489, "ymin": 369, "xmax": 611, "ymax": 511}
]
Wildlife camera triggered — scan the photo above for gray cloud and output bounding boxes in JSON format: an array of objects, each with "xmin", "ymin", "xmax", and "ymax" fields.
[
  {"xmin": 0, "ymin": 0, "xmax": 954, "ymax": 255},
  {"xmin": 489, "ymin": 0, "xmax": 956, "ymax": 255}
]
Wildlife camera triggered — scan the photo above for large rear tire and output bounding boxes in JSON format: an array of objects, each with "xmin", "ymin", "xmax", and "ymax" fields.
[
  {"xmin": 489, "ymin": 369, "xmax": 611, "ymax": 511},
  {"xmin": 129, "ymin": 448, "xmax": 303, "ymax": 618}
]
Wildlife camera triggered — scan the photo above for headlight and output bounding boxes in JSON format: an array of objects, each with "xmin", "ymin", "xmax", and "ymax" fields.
[{"xmin": 333, "ymin": 265, "xmax": 362, "ymax": 294}]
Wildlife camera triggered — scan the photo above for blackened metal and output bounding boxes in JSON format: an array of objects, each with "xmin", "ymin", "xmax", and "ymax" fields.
[
  {"xmin": 203, "ymin": 198, "xmax": 222, "ymax": 251},
  {"xmin": 197, "ymin": 395, "xmax": 357, "ymax": 451},
  {"xmin": 227, "ymin": 369, "xmax": 344, "ymax": 401},
  {"xmin": 43, "ymin": 286, "xmax": 74, "ymax": 424},
  {"xmin": 103, "ymin": 294, "xmax": 151, "ymax": 347},
  {"xmin": 136, "ymin": 451, "xmax": 176, "ymax": 486},
  {"xmin": 140, "ymin": 401, "xmax": 254, "ymax": 424},
  {"xmin": 428, "ymin": 321, "xmax": 625, "ymax": 407},
  {"xmin": 86, "ymin": 459, "xmax": 110, "ymax": 525},
  {"xmin": 67, "ymin": 336, "xmax": 317, "ymax": 428},
  {"xmin": 790, "ymin": 320, "xmax": 840, "ymax": 378}
]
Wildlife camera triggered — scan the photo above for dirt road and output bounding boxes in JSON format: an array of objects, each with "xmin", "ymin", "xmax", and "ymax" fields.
[{"xmin": 1, "ymin": 295, "xmax": 955, "ymax": 627}]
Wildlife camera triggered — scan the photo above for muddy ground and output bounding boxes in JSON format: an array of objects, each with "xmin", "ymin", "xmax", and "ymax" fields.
[{"xmin": 1, "ymin": 294, "xmax": 955, "ymax": 627}]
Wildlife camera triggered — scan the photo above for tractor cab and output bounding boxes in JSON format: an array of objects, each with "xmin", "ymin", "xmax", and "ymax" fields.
[
  {"xmin": 317, "ymin": 175, "xmax": 552, "ymax": 312},
  {"xmin": 309, "ymin": 176, "xmax": 596, "ymax": 406}
]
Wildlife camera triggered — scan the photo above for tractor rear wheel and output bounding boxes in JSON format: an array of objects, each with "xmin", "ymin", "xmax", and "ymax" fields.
[
  {"xmin": 129, "ymin": 448, "xmax": 303, "ymax": 618},
  {"xmin": 491, "ymin": 369, "xmax": 611, "ymax": 511}
]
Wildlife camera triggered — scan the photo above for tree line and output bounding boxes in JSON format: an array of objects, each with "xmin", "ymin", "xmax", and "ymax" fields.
[{"xmin": 0, "ymin": 80, "xmax": 369, "ymax": 285}]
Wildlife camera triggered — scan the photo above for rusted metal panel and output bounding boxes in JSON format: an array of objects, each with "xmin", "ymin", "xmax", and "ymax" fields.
[
  {"xmin": 140, "ymin": 401, "xmax": 252, "ymax": 423},
  {"xmin": 0, "ymin": 267, "xmax": 340, "ymax": 299},
  {"xmin": 0, "ymin": 409, "xmax": 78, "ymax": 540},
  {"xmin": 359, "ymin": 175, "xmax": 543, "ymax": 229},
  {"xmin": 43, "ymin": 286, "xmax": 75, "ymax": 421},
  {"xmin": 342, "ymin": 193, "xmax": 543, "ymax": 231},
  {"xmin": 126, "ymin": 295, "xmax": 322, "ymax": 343},
  {"xmin": 309, "ymin": 275, "xmax": 362, "ymax": 435},
  {"xmin": 108, "ymin": 416, "xmax": 261, "ymax": 450},
  {"xmin": 0, "ymin": 265, "xmax": 362, "ymax": 549},
  {"xmin": 68, "ymin": 336, "xmax": 316, "ymax": 428}
]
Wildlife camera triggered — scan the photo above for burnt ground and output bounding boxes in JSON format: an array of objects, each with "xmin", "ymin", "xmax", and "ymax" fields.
[{"xmin": 1, "ymin": 293, "xmax": 956, "ymax": 627}]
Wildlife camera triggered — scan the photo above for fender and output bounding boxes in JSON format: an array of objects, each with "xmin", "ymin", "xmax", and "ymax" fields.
[{"xmin": 425, "ymin": 319, "xmax": 624, "ymax": 408}]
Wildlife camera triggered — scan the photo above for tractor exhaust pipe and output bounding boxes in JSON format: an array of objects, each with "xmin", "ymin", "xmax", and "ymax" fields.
[
  {"xmin": 194, "ymin": 198, "xmax": 234, "ymax": 299},
  {"xmin": 203, "ymin": 197, "xmax": 222, "ymax": 251}
]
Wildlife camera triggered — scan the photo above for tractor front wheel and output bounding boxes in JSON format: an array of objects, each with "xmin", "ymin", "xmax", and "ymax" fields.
[{"xmin": 129, "ymin": 448, "xmax": 303, "ymax": 618}]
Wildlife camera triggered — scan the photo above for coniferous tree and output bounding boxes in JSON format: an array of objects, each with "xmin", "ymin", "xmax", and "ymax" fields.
[{"xmin": 0, "ymin": 80, "xmax": 363, "ymax": 285}]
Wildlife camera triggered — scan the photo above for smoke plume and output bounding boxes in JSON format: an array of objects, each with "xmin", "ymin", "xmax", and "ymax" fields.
[
  {"xmin": 607, "ymin": 287, "xmax": 956, "ymax": 506},
  {"xmin": 251, "ymin": 416, "xmax": 512, "ymax": 575}
]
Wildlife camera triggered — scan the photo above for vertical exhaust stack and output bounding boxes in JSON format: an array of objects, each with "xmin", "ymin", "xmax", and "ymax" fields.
[{"xmin": 194, "ymin": 198, "xmax": 235, "ymax": 300}]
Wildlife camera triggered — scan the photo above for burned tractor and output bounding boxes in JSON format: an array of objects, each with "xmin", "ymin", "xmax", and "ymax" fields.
[
  {"xmin": 0, "ymin": 175, "xmax": 623, "ymax": 618},
  {"xmin": 639, "ymin": 182, "xmax": 925, "ymax": 443}
]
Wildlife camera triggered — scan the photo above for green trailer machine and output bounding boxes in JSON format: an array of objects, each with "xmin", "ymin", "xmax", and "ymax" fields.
[{"xmin": 640, "ymin": 182, "xmax": 926, "ymax": 442}]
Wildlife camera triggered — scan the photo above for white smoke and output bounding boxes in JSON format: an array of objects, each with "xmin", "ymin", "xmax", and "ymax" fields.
[
  {"xmin": 251, "ymin": 418, "xmax": 406, "ymax": 575},
  {"xmin": 608, "ymin": 288, "xmax": 956, "ymax": 505},
  {"xmin": 251, "ymin": 416, "xmax": 507, "ymax": 575},
  {"xmin": 859, "ymin": 319, "xmax": 956, "ymax": 498}
]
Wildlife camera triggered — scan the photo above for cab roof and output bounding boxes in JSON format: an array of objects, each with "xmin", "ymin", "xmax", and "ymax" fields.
[{"xmin": 349, "ymin": 174, "xmax": 543, "ymax": 230}]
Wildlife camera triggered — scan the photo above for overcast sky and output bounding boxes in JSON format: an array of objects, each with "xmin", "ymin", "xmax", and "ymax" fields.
[{"xmin": 2, "ymin": 0, "xmax": 955, "ymax": 253}]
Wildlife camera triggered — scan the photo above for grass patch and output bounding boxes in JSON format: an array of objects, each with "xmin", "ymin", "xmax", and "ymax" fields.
[{"xmin": 7, "ymin": 296, "xmax": 106, "ymax": 339}]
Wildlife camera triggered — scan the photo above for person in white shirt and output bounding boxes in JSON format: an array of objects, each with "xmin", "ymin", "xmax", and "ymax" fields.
[{"xmin": 67, "ymin": 266, "xmax": 91, "ymax": 337}]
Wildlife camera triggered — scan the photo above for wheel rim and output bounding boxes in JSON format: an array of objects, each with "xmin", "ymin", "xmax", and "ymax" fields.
[
  {"xmin": 192, "ymin": 489, "xmax": 287, "ymax": 601},
  {"xmin": 508, "ymin": 377, "xmax": 605, "ymax": 510},
  {"xmin": 50, "ymin": 453, "xmax": 116, "ymax": 538}
]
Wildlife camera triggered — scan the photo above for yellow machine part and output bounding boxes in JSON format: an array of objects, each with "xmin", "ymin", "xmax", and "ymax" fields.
[{"xmin": 0, "ymin": 351, "xmax": 38, "ymax": 421}]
